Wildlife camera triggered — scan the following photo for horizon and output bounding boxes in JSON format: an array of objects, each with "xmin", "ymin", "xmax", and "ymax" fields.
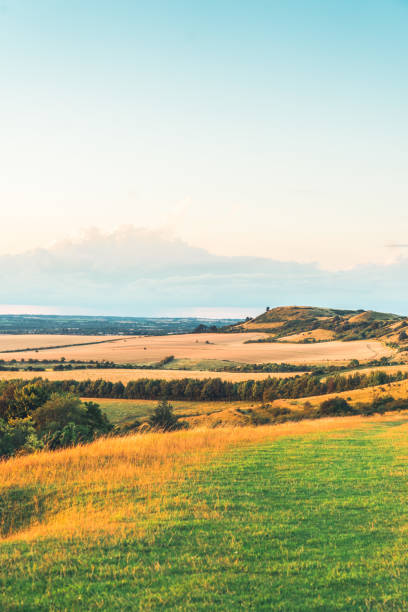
[{"xmin": 1, "ymin": 1, "xmax": 408, "ymax": 314}]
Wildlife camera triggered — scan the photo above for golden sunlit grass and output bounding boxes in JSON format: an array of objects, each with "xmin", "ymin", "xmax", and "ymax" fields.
[
  {"xmin": 279, "ymin": 328, "xmax": 335, "ymax": 342},
  {"xmin": 4, "ymin": 414, "xmax": 408, "ymax": 609},
  {"xmin": 1, "ymin": 414, "xmax": 406, "ymax": 543},
  {"xmin": 278, "ymin": 377, "xmax": 408, "ymax": 413}
]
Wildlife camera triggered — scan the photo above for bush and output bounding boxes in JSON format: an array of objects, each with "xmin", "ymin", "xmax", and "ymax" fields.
[
  {"xmin": 32, "ymin": 393, "xmax": 112, "ymax": 448},
  {"xmin": 148, "ymin": 400, "xmax": 186, "ymax": 431},
  {"xmin": 0, "ymin": 417, "xmax": 42, "ymax": 458},
  {"xmin": 319, "ymin": 397, "xmax": 354, "ymax": 416}
]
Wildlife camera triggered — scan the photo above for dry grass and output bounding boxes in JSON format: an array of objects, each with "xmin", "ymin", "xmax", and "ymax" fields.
[
  {"xmin": 0, "ymin": 332, "xmax": 394, "ymax": 364},
  {"xmin": 276, "ymin": 377, "xmax": 408, "ymax": 412},
  {"xmin": 279, "ymin": 329, "xmax": 335, "ymax": 342},
  {"xmin": 1, "ymin": 414, "xmax": 405, "ymax": 544},
  {"xmin": 240, "ymin": 321, "xmax": 284, "ymax": 330}
]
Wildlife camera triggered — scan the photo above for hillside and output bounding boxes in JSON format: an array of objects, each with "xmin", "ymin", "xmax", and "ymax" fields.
[
  {"xmin": 3, "ymin": 418, "xmax": 408, "ymax": 609},
  {"xmin": 234, "ymin": 305, "xmax": 408, "ymax": 347}
]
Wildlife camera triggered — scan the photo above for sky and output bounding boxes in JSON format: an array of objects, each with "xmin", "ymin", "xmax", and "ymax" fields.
[{"xmin": 1, "ymin": 1, "xmax": 408, "ymax": 315}]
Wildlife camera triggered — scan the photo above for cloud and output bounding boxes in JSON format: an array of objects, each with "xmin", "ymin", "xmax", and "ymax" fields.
[{"xmin": 1, "ymin": 226, "xmax": 408, "ymax": 315}]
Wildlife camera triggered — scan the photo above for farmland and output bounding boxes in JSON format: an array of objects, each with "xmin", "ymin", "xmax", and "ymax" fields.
[
  {"xmin": 0, "ymin": 366, "xmax": 300, "ymax": 384},
  {"xmin": 3, "ymin": 416, "xmax": 408, "ymax": 608},
  {"xmin": 0, "ymin": 332, "xmax": 394, "ymax": 364},
  {"xmin": 0, "ymin": 334, "xmax": 124, "ymax": 352}
]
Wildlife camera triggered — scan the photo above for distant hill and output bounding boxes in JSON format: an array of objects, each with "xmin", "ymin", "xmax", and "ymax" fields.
[{"xmin": 232, "ymin": 306, "xmax": 408, "ymax": 346}]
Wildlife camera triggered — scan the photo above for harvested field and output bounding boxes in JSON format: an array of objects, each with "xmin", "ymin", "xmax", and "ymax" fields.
[
  {"xmin": 342, "ymin": 364, "xmax": 408, "ymax": 378},
  {"xmin": 0, "ymin": 334, "xmax": 124, "ymax": 352},
  {"xmin": 0, "ymin": 332, "xmax": 394, "ymax": 364},
  {"xmin": 0, "ymin": 367, "xmax": 302, "ymax": 384}
]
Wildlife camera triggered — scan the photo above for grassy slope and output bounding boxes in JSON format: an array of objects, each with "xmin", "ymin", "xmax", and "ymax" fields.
[
  {"xmin": 94, "ymin": 372, "xmax": 408, "ymax": 427},
  {"xmin": 3, "ymin": 417, "xmax": 408, "ymax": 609},
  {"xmin": 94, "ymin": 397, "xmax": 244, "ymax": 424}
]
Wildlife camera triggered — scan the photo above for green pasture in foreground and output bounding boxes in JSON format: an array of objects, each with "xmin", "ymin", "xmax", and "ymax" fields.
[{"xmin": 3, "ymin": 420, "xmax": 408, "ymax": 609}]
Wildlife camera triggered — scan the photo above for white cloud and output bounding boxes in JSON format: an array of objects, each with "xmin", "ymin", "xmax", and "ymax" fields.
[{"xmin": 0, "ymin": 226, "xmax": 407, "ymax": 316}]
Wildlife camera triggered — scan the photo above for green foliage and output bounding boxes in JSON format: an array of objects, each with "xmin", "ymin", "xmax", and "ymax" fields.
[
  {"xmin": 0, "ymin": 386, "xmax": 113, "ymax": 457},
  {"xmin": 0, "ymin": 417, "xmax": 42, "ymax": 458},
  {"xmin": 32, "ymin": 394, "xmax": 112, "ymax": 449},
  {"xmin": 148, "ymin": 399, "xmax": 185, "ymax": 431},
  {"xmin": 319, "ymin": 397, "xmax": 354, "ymax": 416}
]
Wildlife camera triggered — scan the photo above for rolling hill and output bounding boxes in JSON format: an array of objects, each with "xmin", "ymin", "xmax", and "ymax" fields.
[{"xmin": 233, "ymin": 305, "xmax": 408, "ymax": 346}]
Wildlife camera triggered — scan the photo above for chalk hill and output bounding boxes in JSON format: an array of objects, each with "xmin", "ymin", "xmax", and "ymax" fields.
[{"xmin": 233, "ymin": 306, "xmax": 408, "ymax": 345}]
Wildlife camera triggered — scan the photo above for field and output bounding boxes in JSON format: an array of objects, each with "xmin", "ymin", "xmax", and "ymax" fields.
[
  {"xmin": 0, "ymin": 332, "xmax": 394, "ymax": 364},
  {"xmin": 0, "ymin": 334, "xmax": 124, "ymax": 352},
  {"xmin": 0, "ymin": 367, "xmax": 301, "ymax": 384},
  {"xmin": 89, "ymin": 374, "xmax": 408, "ymax": 428},
  {"xmin": 3, "ymin": 416, "xmax": 408, "ymax": 608},
  {"xmin": 91, "ymin": 397, "xmax": 258, "ymax": 424}
]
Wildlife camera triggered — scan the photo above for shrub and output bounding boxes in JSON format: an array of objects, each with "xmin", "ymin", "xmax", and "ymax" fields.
[
  {"xmin": 319, "ymin": 397, "xmax": 354, "ymax": 416},
  {"xmin": 32, "ymin": 393, "xmax": 112, "ymax": 448},
  {"xmin": 148, "ymin": 399, "xmax": 186, "ymax": 431},
  {"xmin": 0, "ymin": 417, "xmax": 42, "ymax": 458}
]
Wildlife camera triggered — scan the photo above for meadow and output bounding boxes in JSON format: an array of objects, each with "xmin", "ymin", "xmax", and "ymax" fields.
[
  {"xmin": 0, "ymin": 332, "xmax": 393, "ymax": 364},
  {"xmin": 2, "ymin": 416, "xmax": 408, "ymax": 609}
]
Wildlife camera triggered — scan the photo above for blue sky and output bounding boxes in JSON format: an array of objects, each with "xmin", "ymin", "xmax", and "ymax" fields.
[{"xmin": 1, "ymin": 1, "xmax": 408, "ymax": 313}]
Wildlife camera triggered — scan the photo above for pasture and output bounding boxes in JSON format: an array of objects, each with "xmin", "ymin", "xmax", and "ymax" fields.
[
  {"xmin": 0, "ymin": 332, "xmax": 394, "ymax": 365},
  {"xmin": 92, "ymin": 397, "xmax": 253, "ymax": 424},
  {"xmin": 2, "ymin": 416, "xmax": 408, "ymax": 609}
]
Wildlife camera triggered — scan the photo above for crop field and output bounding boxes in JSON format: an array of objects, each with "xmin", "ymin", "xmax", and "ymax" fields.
[
  {"xmin": 0, "ymin": 367, "xmax": 300, "ymax": 384},
  {"xmin": 3, "ymin": 416, "xmax": 408, "ymax": 609},
  {"xmin": 0, "ymin": 332, "xmax": 394, "ymax": 365},
  {"xmin": 0, "ymin": 334, "xmax": 124, "ymax": 352}
]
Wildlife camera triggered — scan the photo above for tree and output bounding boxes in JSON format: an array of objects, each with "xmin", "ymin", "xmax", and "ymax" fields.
[
  {"xmin": 319, "ymin": 397, "xmax": 353, "ymax": 416},
  {"xmin": 0, "ymin": 417, "xmax": 42, "ymax": 458},
  {"xmin": 148, "ymin": 400, "xmax": 185, "ymax": 431},
  {"xmin": 32, "ymin": 393, "xmax": 111, "ymax": 448}
]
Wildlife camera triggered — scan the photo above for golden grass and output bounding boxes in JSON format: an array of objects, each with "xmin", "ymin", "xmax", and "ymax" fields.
[
  {"xmin": 277, "ymin": 378, "xmax": 408, "ymax": 412},
  {"xmin": 0, "ymin": 333, "xmax": 393, "ymax": 364},
  {"xmin": 0, "ymin": 368, "xmax": 300, "ymax": 384},
  {"xmin": 2, "ymin": 414, "xmax": 407, "ymax": 543},
  {"xmin": 279, "ymin": 329, "xmax": 335, "ymax": 342},
  {"xmin": 240, "ymin": 321, "xmax": 284, "ymax": 330}
]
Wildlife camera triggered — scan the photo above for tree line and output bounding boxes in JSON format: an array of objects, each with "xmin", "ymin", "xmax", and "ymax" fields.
[{"xmin": 1, "ymin": 369, "xmax": 403, "ymax": 404}]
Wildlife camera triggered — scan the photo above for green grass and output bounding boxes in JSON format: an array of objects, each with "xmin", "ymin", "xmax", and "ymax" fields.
[
  {"xmin": 95, "ymin": 397, "xmax": 247, "ymax": 424},
  {"xmin": 3, "ymin": 420, "xmax": 408, "ymax": 609},
  {"xmin": 162, "ymin": 358, "xmax": 241, "ymax": 371}
]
